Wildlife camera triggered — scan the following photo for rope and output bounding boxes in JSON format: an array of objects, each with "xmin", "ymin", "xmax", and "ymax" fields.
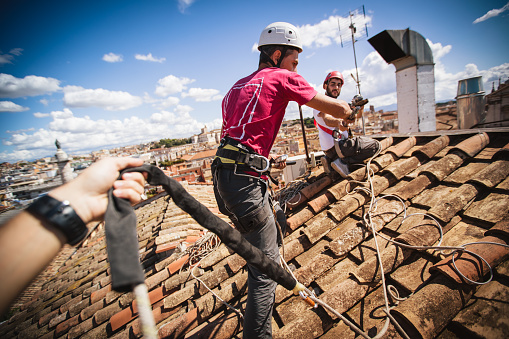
[
  {"xmin": 133, "ymin": 284, "xmax": 158, "ymax": 339},
  {"xmin": 273, "ymin": 176, "xmax": 309, "ymax": 213},
  {"xmin": 175, "ymin": 231, "xmax": 245, "ymax": 318},
  {"xmin": 288, "ymin": 139, "xmax": 509, "ymax": 338},
  {"xmin": 190, "ymin": 261, "xmax": 244, "ymax": 319}
]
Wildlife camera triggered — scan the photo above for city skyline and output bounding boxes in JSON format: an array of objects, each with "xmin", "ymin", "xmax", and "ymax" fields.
[{"xmin": 1, "ymin": 0, "xmax": 508, "ymax": 163}]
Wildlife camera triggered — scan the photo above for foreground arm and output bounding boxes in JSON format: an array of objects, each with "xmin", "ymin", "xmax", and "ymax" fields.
[
  {"xmin": 0, "ymin": 157, "xmax": 146, "ymax": 315},
  {"xmin": 305, "ymin": 93, "xmax": 352, "ymax": 120}
]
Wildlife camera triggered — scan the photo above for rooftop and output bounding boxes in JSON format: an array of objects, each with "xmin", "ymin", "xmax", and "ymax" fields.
[{"xmin": 1, "ymin": 126, "xmax": 509, "ymax": 338}]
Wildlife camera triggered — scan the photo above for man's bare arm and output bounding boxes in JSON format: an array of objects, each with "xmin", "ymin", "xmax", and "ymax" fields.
[
  {"xmin": 317, "ymin": 111, "xmax": 345, "ymax": 129},
  {"xmin": 305, "ymin": 92, "xmax": 352, "ymax": 120}
]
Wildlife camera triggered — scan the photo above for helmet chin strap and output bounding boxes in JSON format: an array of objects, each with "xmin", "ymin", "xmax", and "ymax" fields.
[
  {"xmin": 276, "ymin": 47, "xmax": 288, "ymax": 68},
  {"xmin": 325, "ymin": 87, "xmax": 337, "ymax": 98},
  {"xmin": 261, "ymin": 50, "xmax": 277, "ymax": 67},
  {"xmin": 261, "ymin": 46, "xmax": 288, "ymax": 68}
]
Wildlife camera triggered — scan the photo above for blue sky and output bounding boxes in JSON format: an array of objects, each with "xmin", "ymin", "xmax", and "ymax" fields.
[{"xmin": 1, "ymin": 0, "xmax": 508, "ymax": 163}]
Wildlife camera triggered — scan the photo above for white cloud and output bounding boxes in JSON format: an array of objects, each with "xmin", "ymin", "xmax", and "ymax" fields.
[
  {"xmin": 135, "ymin": 53, "xmax": 166, "ymax": 63},
  {"xmin": 182, "ymin": 88, "xmax": 222, "ymax": 102},
  {"xmin": 103, "ymin": 52, "xmax": 123, "ymax": 63},
  {"xmin": 34, "ymin": 112, "xmax": 50, "ymax": 118},
  {"xmin": 0, "ymin": 54, "xmax": 14, "ymax": 65},
  {"xmin": 144, "ymin": 91, "xmax": 181, "ymax": 109},
  {"xmin": 51, "ymin": 108, "xmax": 74, "ymax": 120},
  {"xmin": 0, "ymin": 100, "xmax": 29, "ymax": 112},
  {"xmin": 6, "ymin": 127, "xmax": 34, "ymax": 134},
  {"xmin": 9, "ymin": 48, "xmax": 23, "ymax": 56},
  {"xmin": 252, "ymin": 13, "xmax": 372, "ymax": 53},
  {"xmin": 155, "ymin": 75, "xmax": 194, "ymax": 97},
  {"xmin": 158, "ymin": 96, "xmax": 180, "ymax": 108},
  {"xmin": 339, "ymin": 38, "xmax": 509, "ymax": 110},
  {"xmin": 1, "ymin": 106, "xmax": 219, "ymax": 162},
  {"xmin": 40, "ymin": 98, "xmax": 49, "ymax": 106},
  {"xmin": 473, "ymin": 2, "xmax": 509, "ymax": 23},
  {"xmin": 0, "ymin": 73, "xmax": 60, "ymax": 98},
  {"xmin": 0, "ymin": 48, "xmax": 23, "ymax": 65},
  {"xmin": 298, "ymin": 13, "xmax": 371, "ymax": 49},
  {"xmin": 177, "ymin": 0, "xmax": 195, "ymax": 13},
  {"xmin": 62, "ymin": 85, "xmax": 142, "ymax": 111}
]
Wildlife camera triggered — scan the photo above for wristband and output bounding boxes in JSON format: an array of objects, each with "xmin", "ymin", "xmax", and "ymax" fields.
[{"xmin": 26, "ymin": 195, "xmax": 88, "ymax": 245}]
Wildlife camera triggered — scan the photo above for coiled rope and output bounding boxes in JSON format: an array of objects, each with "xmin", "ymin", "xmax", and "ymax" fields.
[{"xmin": 290, "ymin": 140, "xmax": 509, "ymax": 338}]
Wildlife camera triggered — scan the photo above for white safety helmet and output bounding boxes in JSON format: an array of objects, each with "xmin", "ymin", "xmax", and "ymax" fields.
[{"xmin": 258, "ymin": 22, "xmax": 303, "ymax": 53}]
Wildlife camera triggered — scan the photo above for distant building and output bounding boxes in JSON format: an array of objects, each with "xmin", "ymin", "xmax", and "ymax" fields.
[
  {"xmin": 484, "ymin": 80, "xmax": 509, "ymax": 128},
  {"xmin": 192, "ymin": 126, "xmax": 220, "ymax": 146}
]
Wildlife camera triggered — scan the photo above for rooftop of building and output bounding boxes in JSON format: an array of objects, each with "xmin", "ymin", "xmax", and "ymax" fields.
[{"xmin": 1, "ymin": 123, "xmax": 508, "ymax": 338}]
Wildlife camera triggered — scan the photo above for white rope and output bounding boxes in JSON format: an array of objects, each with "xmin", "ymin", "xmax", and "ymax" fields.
[
  {"xmin": 181, "ymin": 232, "xmax": 245, "ymax": 318},
  {"xmin": 286, "ymin": 139, "xmax": 509, "ymax": 338},
  {"xmin": 133, "ymin": 284, "xmax": 158, "ymax": 339},
  {"xmin": 190, "ymin": 261, "xmax": 244, "ymax": 319}
]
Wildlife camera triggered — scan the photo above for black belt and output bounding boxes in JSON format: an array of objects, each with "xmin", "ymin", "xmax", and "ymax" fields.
[{"xmin": 215, "ymin": 138, "xmax": 270, "ymax": 173}]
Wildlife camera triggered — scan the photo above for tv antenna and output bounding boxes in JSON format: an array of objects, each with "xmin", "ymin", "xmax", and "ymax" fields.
[{"xmin": 338, "ymin": 5, "xmax": 369, "ymax": 95}]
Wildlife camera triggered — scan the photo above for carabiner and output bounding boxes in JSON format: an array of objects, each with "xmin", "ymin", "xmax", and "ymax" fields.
[{"xmin": 252, "ymin": 155, "xmax": 270, "ymax": 173}]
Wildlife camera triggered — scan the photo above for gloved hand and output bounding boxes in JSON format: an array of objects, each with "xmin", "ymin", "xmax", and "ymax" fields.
[
  {"xmin": 293, "ymin": 282, "xmax": 306, "ymax": 295},
  {"xmin": 351, "ymin": 95, "xmax": 369, "ymax": 107}
]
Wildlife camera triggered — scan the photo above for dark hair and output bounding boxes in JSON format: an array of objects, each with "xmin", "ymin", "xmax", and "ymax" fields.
[{"xmin": 259, "ymin": 45, "xmax": 299, "ymax": 67}]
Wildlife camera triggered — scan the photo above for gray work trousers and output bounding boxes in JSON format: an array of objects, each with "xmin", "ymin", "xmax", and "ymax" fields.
[{"xmin": 212, "ymin": 164, "xmax": 280, "ymax": 339}]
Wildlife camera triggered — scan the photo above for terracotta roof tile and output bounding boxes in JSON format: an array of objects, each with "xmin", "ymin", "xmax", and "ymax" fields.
[
  {"xmin": 54, "ymin": 314, "xmax": 79, "ymax": 337},
  {"xmin": 464, "ymin": 192, "xmax": 509, "ymax": 224},
  {"xmin": 79, "ymin": 299, "xmax": 104, "ymax": 321},
  {"xmin": 90, "ymin": 284, "xmax": 111, "ymax": 304},
  {"xmin": 158, "ymin": 307, "xmax": 199, "ymax": 338},
  {"xmin": 3, "ymin": 129, "xmax": 509, "ymax": 339}
]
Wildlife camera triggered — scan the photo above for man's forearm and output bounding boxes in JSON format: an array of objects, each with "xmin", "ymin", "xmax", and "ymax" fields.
[
  {"xmin": 306, "ymin": 93, "xmax": 351, "ymax": 120},
  {"xmin": 321, "ymin": 112, "xmax": 342, "ymax": 128}
]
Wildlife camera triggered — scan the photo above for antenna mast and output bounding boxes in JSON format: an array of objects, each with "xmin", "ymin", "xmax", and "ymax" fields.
[{"xmin": 338, "ymin": 5, "xmax": 369, "ymax": 95}]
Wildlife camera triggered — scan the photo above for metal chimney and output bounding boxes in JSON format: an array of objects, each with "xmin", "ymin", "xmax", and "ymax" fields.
[
  {"xmin": 368, "ymin": 29, "xmax": 436, "ymax": 133},
  {"xmin": 456, "ymin": 76, "xmax": 486, "ymax": 129}
]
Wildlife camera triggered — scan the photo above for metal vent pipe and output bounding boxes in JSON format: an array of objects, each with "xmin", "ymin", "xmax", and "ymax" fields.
[{"xmin": 368, "ymin": 29, "xmax": 436, "ymax": 133}]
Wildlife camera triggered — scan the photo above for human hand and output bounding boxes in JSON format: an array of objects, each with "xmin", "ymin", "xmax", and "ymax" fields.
[
  {"xmin": 346, "ymin": 110, "xmax": 357, "ymax": 123},
  {"xmin": 339, "ymin": 100, "xmax": 353, "ymax": 120},
  {"xmin": 270, "ymin": 154, "xmax": 287, "ymax": 169},
  {"xmin": 49, "ymin": 157, "xmax": 147, "ymax": 224}
]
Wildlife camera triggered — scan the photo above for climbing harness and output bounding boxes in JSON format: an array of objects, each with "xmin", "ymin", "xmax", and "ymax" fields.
[{"xmin": 215, "ymin": 137, "xmax": 270, "ymax": 173}]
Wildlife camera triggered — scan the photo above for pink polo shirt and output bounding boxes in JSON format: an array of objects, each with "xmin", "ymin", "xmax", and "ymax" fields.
[{"xmin": 221, "ymin": 67, "xmax": 317, "ymax": 157}]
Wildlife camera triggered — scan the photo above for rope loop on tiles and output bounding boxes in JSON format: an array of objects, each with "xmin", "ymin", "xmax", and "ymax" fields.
[
  {"xmin": 182, "ymin": 232, "xmax": 245, "ymax": 319},
  {"xmin": 171, "ymin": 230, "xmax": 246, "ymax": 319},
  {"xmin": 185, "ymin": 232, "xmax": 221, "ymax": 267},
  {"xmin": 273, "ymin": 176, "xmax": 310, "ymax": 212},
  {"xmin": 190, "ymin": 260, "xmax": 245, "ymax": 319},
  {"xmin": 285, "ymin": 139, "xmax": 509, "ymax": 339}
]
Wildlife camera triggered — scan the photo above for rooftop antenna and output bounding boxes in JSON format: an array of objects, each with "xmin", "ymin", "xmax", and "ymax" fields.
[
  {"xmin": 338, "ymin": 5, "xmax": 369, "ymax": 135},
  {"xmin": 338, "ymin": 5, "xmax": 369, "ymax": 95}
]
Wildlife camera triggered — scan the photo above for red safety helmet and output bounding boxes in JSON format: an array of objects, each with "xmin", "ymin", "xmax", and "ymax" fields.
[{"xmin": 323, "ymin": 71, "xmax": 344, "ymax": 86}]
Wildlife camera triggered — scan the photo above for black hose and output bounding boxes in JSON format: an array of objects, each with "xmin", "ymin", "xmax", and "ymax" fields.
[{"xmin": 105, "ymin": 164, "xmax": 296, "ymax": 292}]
